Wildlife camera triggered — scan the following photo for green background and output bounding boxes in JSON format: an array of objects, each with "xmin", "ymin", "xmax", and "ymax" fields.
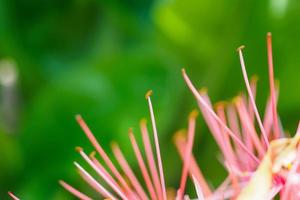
[{"xmin": 0, "ymin": 0, "xmax": 299, "ymax": 199}]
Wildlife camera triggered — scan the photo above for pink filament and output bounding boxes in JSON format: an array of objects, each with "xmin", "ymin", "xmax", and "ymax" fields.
[
  {"xmin": 140, "ymin": 119, "xmax": 163, "ymax": 200},
  {"xmin": 196, "ymin": 91, "xmax": 226, "ymax": 153},
  {"xmin": 248, "ymin": 76, "xmax": 258, "ymax": 122},
  {"xmin": 77, "ymin": 148, "xmax": 129, "ymax": 200},
  {"xmin": 76, "ymin": 115, "xmax": 135, "ymax": 198},
  {"xmin": 177, "ymin": 111, "xmax": 198, "ymax": 199},
  {"xmin": 146, "ymin": 91, "xmax": 167, "ymax": 200},
  {"xmin": 59, "ymin": 180, "xmax": 93, "ymax": 200},
  {"xmin": 182, "ymin": 69, "xmax": 259, "ymax": 164},
  {"xmin": 267, "ymin": 32, "xmax": 281, "ymax": 139},
  {"xmin": 111, "ymin": 143, "xmax": 149, "ymax": 200},
  {"xmin": 216, "ymin": 104, "xmax": 240, "ymax": 192},
  {"xmin": 174, "ymin": 132, "xmax": 212, "ymax": 197},
  {"xmin": 77, "ymin": 169, "xmax": 109, "ymax": 197},
  {"xmin": 8, "ymin": 192, "xmax": 20, "ymax": 200},
  {"xmin": 235, "ymin": 98, "xmax": 265, "ymax": 157},
  {"xmin": 89, "ymin": 153, "xmax": 123, "ymax": 194},
  {"xmin": 129, "ymin": 130, "xmax": 158, "ymax": 200},
  {"xmin": 216, "ymin": 103, "xmax": 239, "ymax": 171},
  {"xmin": 237, "ymin": 46, "xmax": 269, "ymax": 148},
  {"xmin": 74, "ymin": 161, "xmax": 116, "ymax": 199}
]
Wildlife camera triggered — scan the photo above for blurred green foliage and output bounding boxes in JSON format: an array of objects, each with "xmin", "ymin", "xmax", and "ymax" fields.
[{"xmin": 0, "ymin": 0, "xmax": 299, "ymax": 199}]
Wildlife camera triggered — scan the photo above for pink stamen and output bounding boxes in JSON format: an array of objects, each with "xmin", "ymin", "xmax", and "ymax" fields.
[
  {"xmin": 77, "ymin": 168, "xmax": 109, "ymax": 197},
  {"xmin": 263, "ymin": 97, "xmax": 275, "ymax": 140},
  {"xmin": 8, "ymin": 192, "xmax": 20, "ymax": 200},
  {"xmin": 76, "ymin": 147, "xmax": 129, "ymax": 200},
  {"xmin": 129, "ymin": 129, "xmax": 158, "ymax": 200},
  {"xmin": 198, "ymin": 90, "xmax": 244, "ymax": 171},
  {"xmin": 74, "ymin": 161, "xmax": 116, "ymax": 199},
  {"xmin": 215, "ymin": 103, "xmax": 240, "ymax": 192},
  {"xmin": 237, "ymin": 46, "xmax": 269, "ymax": 148},
  {"xmin": 227, "ymin": 104, "xmax": 242, "ymax": 140},
  {"xmin": 227, "ymin": 104, "xmax": 250, "ymax": 171},
  {"xmin": 228, "ymin": 105, "xmax": 249, "ymax": 151},
  {"xmin": 240, "ymin": 94, "xmax": 255, "ymax": 157},
  {"xmin": 216, "ymin": 103, "xmax": 239, "ymax": 170},
  {"xmin": 263, "ymin": 87, "xmax": 279, "ymax": 140},
  {"xmin": 182, "ymin": 69, "xmax": 260, "ymax": 164},
  {"xmin": 140, "ymin": 119, "xmax": 164, "ymax": 200},
  {"xmin": 234, "ymin": 97, "xmax": 265, "ymax": 157},
  {"xmin": 249, "ymin": 76, "xmax": 258, "ymax": 122},
  {"xmin": 59, "ymin": 180, "xmax": 93, "ymax": 200},
  {"xmin": 89, "ymin": 152, "xmax": 123, "ymax": 194},
  {"xmin": 111, "ymin": 142, "xmax": 149, "ymax": 200},
  {"xmin": 192, "ymin": 175, "xmax": 205, "ymax": 200},
  {"xmin": 267, "ymin": 32, "xmax": 281, "ymax": 139},
  {"xmin": 238, "ymin": 93, "xmax": 254, "ymax": 158},
  {"xmin": 197, "ymin": 90, "xmax": 225, "ymax": 151},
  {"xmin": 145, "ymin": 90, "xmax": 167, "ymax": 200},
  {"xmin": 177, "ymin": 110, "xmax": 198, "ymax": 199},
  {"xmin": 76, "ymin": 115, "xmax": 135, "ymax": 198},
  {"xmin": 174, "ymin": 131, "xmax": 212, "ymax": 197}
]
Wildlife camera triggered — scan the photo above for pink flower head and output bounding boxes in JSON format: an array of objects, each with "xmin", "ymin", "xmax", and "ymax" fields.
[
  {"xmin": 60, "ymin": 33, "xmax": 300, "ymax": 200},
  {"xmin": 181, "ymin": 33, "xmax": 300, "ymax": 199}
]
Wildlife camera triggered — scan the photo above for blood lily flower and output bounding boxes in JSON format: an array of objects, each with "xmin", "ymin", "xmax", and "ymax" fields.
[
  {"xmin": 60, "ymin": 33, "xmax": 300, "ymax": 200},
  {"xmin": 181, "ymin": 33, "xmax": 300, "ymax": 200}
]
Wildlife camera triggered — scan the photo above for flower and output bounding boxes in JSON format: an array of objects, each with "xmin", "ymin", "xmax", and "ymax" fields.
[
  {"xmin": 60, "ymin": 32, "xmax": 300, "ymax": 200},
  {"xmin": 181, "ymin": 32, "xmax": 300, "ymax": 199}
]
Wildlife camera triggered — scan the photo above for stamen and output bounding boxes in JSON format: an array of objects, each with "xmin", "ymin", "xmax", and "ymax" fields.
[
  {"xmin": 234, "ymin": 97, "xmax": 265, "ymax": 157},
  {"xmin": 89, "ymin": 151, "xmax": 123, "ymax": 194},
  {"xmin": 177, "ymin": 110, "xmax": 198, "ymax": 199},
  {"xmin": 145, "ymin": 91, "xmax": 167, "ymax": 200},
  {"xmin": 215, "ymin": 102, "xmax": 239, "ymax": 170},
  {"xmin": 59, "ymin": 180, "xmax": 93, "ymax": 200},
  {"xmin": 76, "ymin": 115, "xmax": 135, "ymax": 197},
  {"xmin": 174, "ymin": 131, "xmax": 212, "ymax": 197},
  {"xmin": 8, "ymin": 192, "xmax": 20, "ymax": 200},
  {"xmin": 263, "ymin": 97, "xmax": 274, "ymax": 140},
  {"xmin": 249, "ymin": 76, "xmax": 259, "ymax": 122},
  {"xmin": 227, "ymin": 104, "xmax": 249, "ymax": 170},
  {"xmin": 74, "ymin": 161, "xmax": 116, "ymax": 199},
  {"xmin": 233, "ymin": 97, "xmax": 255, "ymax": 170},
  {"xmin": 197, "ymin": 90, "xmax": 225, "ymax": 152},
  {"xmin": 192, "ymin": 175, "xmax": 205, "ymax": 200},
  {"xmin": 76, "ymin": 147, "xmax": 129, "ymax": 200},
  {"xmin": 227, "ymin": 104, "xmax": 241, "ymax": 139},
  {"xmin": 129, "ymin": 129, "xmax": 158, "ymax": 200},
  {"xmin": 182, "ymin": 69, "xmax": 260, "ymax": 164},
  {"xmin": 215, "ymin": 103, "xmax": 240, "ymax": 191},
  {"xmin": 267, "ymin": 32, "xmax": 281, "ymax": 138},
  {"xmin": 111, "ymin": 142, "xmax": 149, "ymax": 200},
  {"xmin": 237, "ymin": 46, "xmax": 269, "ymax": 147},
  {"xmin": 140, "ymin": 119, "xmax": 164, "ymax": 200},
  {"xmin": 77, "ymin": 168, "xmax": 109, "ymax": 197}
]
